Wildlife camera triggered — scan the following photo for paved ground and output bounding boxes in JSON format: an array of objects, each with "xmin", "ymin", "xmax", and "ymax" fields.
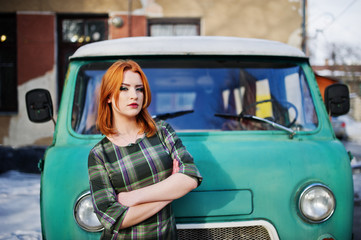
[
  {"xmin": 354, "ymin": 204, "xmax": 361, "ymax": 240},
  {"xmin": 347, "ymin": 140, "xmax": 361, "ymax": 240},
  {"xmin": 353, "ymin": 166, "xmax": 361, "ymax": 240}
]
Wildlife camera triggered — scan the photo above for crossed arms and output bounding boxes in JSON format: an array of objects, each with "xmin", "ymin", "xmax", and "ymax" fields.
[{"xmin": 117, "ymin": 160, "xmax": 198, "ymax": 229}]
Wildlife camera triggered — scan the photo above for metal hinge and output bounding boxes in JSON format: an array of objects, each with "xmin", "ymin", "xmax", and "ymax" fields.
[{"xmin": 38, "ymin": 158, "xmax": 44, "ymax": 172}]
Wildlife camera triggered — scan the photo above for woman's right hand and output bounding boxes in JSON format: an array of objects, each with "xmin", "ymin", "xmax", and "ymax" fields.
[{"xmin": 117, "ymin": 191, "xmax": 137, "ymax": 207}]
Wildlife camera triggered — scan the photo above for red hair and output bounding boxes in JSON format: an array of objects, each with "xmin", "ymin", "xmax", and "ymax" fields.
[{"xmin": 97, "ymin": 60, "xmax": 156, "ymax": 137}]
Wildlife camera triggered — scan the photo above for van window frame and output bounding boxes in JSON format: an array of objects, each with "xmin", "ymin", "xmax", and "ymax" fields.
[{"xmin": 67, "ymin": 56, "xmax": 321, "ymax": 138}]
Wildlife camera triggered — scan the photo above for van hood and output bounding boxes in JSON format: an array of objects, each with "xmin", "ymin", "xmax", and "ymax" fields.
[{"xmin": 173, "ymin": 135, "xmax": 352, "ymax": 221}]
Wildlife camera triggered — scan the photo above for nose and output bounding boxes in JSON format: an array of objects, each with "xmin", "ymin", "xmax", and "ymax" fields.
[{"xmin": 129, "ymin": 87, "xmax": 138, "ymax": 99}]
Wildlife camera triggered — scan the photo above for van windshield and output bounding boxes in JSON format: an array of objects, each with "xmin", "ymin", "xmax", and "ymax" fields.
[{"xmin": 72, "ymin": 59, "xmax": 318, "ymax": 134}]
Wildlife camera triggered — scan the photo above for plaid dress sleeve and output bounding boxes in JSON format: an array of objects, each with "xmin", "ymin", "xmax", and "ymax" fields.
[
  {"xmin": 157, "ymin": 120, "xmax": 203, "ymax": 186},
  {"xmin": 88, "ymin": 140, "xmax": 129, "ymax": 234}
]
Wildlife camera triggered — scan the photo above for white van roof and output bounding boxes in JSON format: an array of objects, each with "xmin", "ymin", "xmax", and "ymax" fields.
[{"xmin": 70, "ymin": 36, "xmax": 306, "ymax": 59}]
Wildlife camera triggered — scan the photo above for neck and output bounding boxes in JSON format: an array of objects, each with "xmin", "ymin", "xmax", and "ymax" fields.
[
  {"xmin": 108, "ymin": 117, "xmax": 144, "ymax": 146},
  {"xmin": 113, "ymin": 115, "xmax": 139, "ymax": 135}
]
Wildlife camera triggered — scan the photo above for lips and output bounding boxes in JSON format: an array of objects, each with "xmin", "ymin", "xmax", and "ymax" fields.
[{"xmin": 128, "ymin": 103, "xmax": 139, "ymax": 108}]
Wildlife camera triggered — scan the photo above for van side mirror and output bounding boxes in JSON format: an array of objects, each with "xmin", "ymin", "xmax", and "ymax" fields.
[
  {"xmin": 324, "ymin": 83, "xmax": 350, "ymax": 117},
  {"xmin": 26, "ymin": 89, "xmax": 54, "ymax": 123}
]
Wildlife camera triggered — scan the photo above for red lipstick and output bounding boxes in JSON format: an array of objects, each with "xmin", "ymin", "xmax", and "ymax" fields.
[{"xmin": 128, "ymin": 103, "xmax": 139, "ymax": 108}]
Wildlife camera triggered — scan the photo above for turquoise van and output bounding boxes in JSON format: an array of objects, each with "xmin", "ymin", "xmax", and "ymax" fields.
[{"xmin": 26, "ymin": 36, "xmax": 353, "ymax": 239}]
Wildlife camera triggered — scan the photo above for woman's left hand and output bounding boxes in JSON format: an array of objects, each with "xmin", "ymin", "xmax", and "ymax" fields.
[{"xmin": 172, "ymin": 159, "xmax": 179, "ymax": 174}]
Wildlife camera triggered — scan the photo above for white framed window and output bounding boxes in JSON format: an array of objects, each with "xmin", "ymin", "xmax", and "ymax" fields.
[{"xmin": 148, "ymin": 18, "xmax": 200, "ymax": 36}]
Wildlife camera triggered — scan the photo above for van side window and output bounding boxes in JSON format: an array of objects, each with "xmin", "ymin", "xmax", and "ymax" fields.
[{"xmin": 72, "ymin": 62, "xmax": 111, "ymax": 134}]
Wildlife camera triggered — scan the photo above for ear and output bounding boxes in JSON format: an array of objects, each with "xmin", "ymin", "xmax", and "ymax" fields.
[{"xmin": 107, "ymin": 96, "xmax": 112, "ymax": 104}]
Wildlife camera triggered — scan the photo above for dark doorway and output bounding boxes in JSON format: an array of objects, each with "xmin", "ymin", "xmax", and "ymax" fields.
[{"xmin": 57, "ymin": 14, "xmax": 108, "ymax": 105}]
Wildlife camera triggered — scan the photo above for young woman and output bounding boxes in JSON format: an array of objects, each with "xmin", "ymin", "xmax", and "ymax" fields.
[{"xmin": 88, "ymin": 60, "xmax": 202, "ymax": 239}]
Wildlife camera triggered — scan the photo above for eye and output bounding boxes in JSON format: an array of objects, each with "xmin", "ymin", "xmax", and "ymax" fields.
[
  {"xmin": 136, "ymin": 87, "xmax": 144, "ymax": 92},
  {"xmin": 120, "ymin": 86, "xmax": 128, "ymax": 91}
]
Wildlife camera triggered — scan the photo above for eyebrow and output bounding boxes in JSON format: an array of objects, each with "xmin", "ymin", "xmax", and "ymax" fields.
[{"xmin": 121, "ymin": 83, "xmax": 144, "ymax": 87}]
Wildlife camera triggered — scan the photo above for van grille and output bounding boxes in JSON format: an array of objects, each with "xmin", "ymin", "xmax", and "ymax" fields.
[{"xmin": 177, "ymin": 225, "xmax": 271, "ymax": 240}]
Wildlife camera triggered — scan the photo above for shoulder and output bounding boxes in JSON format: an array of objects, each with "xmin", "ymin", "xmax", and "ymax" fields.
[
  {"xmin": 155, "ymin": 120, "xmax": 175, "ymax": 133},
  {"xmin": 155, "ymin": 120, "xmax": 180, "ymax": 145},
  {"xmin": 89, "ymin": 137, "xmax": 110, "ymax": 159},
  {"xmin": 91, "ymin": 137, "xmax": 109, "ymax": 150},
  {"xmin": 88, "ymin": 137, "xmax": 114, "ymax": 168}
]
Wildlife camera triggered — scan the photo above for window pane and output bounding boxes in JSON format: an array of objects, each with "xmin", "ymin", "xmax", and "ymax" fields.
[
  {"xmin": 62, "ymin": 20, "xmax": 84, "ymax": 43},
  {"xmin": 149, "ymin": 18, "xmax": 200, "ymax": 36},
  {"xmin": 72, "ymin": 60, "xmax": 318, "ymax": 134},
  {"xmin": 156, "ymin": 93, "xmax": 196, "ymax": 113},
  {"xmin": 150, "ymin": 24, "xmax": 174, "ymax": 36},
  {"xmin": 174, "ymin": 25, "xmax": 198, "ymax": 36},
  {"xmin": 72, "ymin": 62, "xmax": 112, "ymax": 134},
  {"xmin": 86, "ymin": 20, "xmax": 107, "ymax": 41},
  {"xmin": 62, "ymin": 19, "xmax": 106, "ymax": 43}
]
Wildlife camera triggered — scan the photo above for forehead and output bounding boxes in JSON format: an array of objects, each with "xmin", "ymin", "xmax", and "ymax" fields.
[{"xmin": 122, "ymin": 70, "xmax": 142, "ymax": 84}]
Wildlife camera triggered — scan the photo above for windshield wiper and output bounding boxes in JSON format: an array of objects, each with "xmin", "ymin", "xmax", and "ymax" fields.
[
  {"xmin": 153, "ymin": 110, "xmax": 194, "ymax": 121},
  {"xmin": 215, "ymin": 113, "xmax": 296, "ymax": 139}
]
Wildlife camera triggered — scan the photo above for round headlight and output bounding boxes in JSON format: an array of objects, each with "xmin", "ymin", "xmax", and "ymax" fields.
[
  {"xmin": 74, "ymin": 192, "xmax": 103, "ymax": 232},
  {"xmin": 299, "ymin": 184, "xmax": 335, "ymax": 223}
]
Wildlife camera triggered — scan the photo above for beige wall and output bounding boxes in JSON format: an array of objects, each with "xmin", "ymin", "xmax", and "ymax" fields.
[
  {"xmin": 157, "ymin": 0, "xmax": 303, "ymax": 45},
  {"xmin": 0, "ymin": 0, "xmax": 141, "ymax": 13},
  {"xmin": 1, "ymin": 0, "xmax": 304, "ymax": 47}
]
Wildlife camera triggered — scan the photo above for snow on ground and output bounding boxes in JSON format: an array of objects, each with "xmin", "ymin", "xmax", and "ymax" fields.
[{"xmin": 0, "ymin": 171, "xmax": 41, "ymax": 240}]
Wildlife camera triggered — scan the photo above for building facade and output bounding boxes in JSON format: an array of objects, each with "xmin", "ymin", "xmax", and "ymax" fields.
[{"xmin": 0, "ymin": 0, "xmax": 305, "ymax": 146}]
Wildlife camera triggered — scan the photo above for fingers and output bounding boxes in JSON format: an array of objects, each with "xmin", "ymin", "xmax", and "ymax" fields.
[{"xmin": 172, "ymin": 159, "xmax": 180, "ymax": 174}]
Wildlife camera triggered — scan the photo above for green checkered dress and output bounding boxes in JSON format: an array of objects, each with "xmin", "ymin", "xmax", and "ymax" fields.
[{"xmin": 88, "ymin": 120, "xmax": 202, "ymax": 239}]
